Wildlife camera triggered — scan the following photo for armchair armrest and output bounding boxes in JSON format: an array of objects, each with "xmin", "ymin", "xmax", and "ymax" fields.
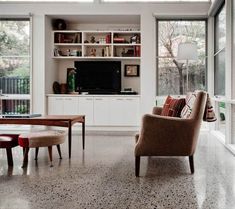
[{"xmin": 135, "ymin": 114, "xmax": 200, "ymax": 157}]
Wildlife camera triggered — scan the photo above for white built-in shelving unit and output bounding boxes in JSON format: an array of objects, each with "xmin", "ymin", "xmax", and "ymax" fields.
[{"xmin": 52, "ymin": 30, "xmax": 141, "ymax": 60}]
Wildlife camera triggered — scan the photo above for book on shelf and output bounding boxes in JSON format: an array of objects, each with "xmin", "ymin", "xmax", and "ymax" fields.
[{"xmin": 134, "ymin": 46, "xmax": 141, "ymax": 57}]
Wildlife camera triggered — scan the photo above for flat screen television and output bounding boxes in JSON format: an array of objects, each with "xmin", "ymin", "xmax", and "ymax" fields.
[{"xmin": 75, "ymin": 61, "xmax": 121, "ymax": 94}]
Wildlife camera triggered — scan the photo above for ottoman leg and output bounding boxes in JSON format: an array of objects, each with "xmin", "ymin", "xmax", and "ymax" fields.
[
  {"xmin": 48, "ymin": 146, "xmax": 53, "ymax": 167},
  {"xmin": 35, "ymin": 147, "xmax": 39, "ymax": 160},
  {"xmin": 6, "ymin": 148, "xmax": 13, "ymax": 166},
  {"xmin": 22, "ymin": 147, "xmax": 30, "ymax": 168},
  {"xmin": 56, "ymin": 145, "xmax": 62, "ymax": 159}
]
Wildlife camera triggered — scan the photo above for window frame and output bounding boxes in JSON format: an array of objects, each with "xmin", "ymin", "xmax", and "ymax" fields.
[
  {"xmin": 214, "ymin": 1, "xmax": 226, "ymax": 97},
  {"xmin": 156, "ymin": 18, "xmax": 208, "ymax": 96},
  {"xmin": 0, "ymin": 16, "xmax": 32, "ymax": 114}
]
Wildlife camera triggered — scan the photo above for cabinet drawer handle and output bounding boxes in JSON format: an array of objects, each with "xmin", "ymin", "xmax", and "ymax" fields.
[
  {"xmin": 55, "ymin": 98, "xmax": 63, "ymax": 100},
  {"xmin": 65, "ymin": 98, "xmax": 72, "ymax": 100},
  {"xmin": 86, "ymin": 98, "xmax": 93, "ymax": 101},
  {"xmin": 116, "ymin": 99, "xmax": 123, "ymax": 101},
  {"xmin": 95, "ymin": 98, "xmax": 103, "ymax": 100},
  {"xmin": 126, "ymin": 99, "xmax": 133, "ymax": 101}
]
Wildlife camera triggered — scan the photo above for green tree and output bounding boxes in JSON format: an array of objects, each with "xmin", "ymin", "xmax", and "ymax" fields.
[{"xmin": 0, "ymin": 20, "xmax": 30, "ymax": 77}]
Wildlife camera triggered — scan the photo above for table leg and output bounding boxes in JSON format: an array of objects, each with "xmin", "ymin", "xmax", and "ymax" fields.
[
  {"xmin": 82, "ymin": 120, "xmax": 85, "ymax": 150},
  {"xmin": 68, "ymin": 121, "xmax": 72, "ymax": 159}
]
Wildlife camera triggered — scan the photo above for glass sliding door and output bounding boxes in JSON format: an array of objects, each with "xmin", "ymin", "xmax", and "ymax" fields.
[
  {"xmin": 214, "ymin": 4, "xmax": 226, "ymax": 96},
  {"xmin": 0, "ymin": 18, "xmax": 31, "ymax": 115}
]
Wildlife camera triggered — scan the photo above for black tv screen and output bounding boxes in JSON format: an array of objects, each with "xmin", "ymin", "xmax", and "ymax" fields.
[{"xmin": 75, "ymin": 61, "xmax": 121, "ymax": 94}]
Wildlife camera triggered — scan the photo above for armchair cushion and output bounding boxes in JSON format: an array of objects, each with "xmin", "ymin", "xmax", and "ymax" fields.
[
  {"xmin": 161, "ymin": 95, "xmax": 185, "ymax": 117},
  {"xmin": 180, "ymin": 92, "xmax": 197, "ymax": 118}
]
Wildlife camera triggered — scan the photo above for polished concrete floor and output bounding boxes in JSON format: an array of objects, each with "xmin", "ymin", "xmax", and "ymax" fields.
[{"xmin": 0, "ymin": 131, "xmax": 235, "ymax": 209}]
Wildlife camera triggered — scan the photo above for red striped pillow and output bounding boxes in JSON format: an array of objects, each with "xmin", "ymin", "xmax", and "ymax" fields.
[{"xmin": 161, "ymin": 96, "xmax": 186, "ymax": 117}]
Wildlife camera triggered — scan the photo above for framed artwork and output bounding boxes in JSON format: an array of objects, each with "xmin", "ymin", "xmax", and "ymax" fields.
[{"xmin": 124, "ymin": 65, "xmax": 140, "ymax": 77}]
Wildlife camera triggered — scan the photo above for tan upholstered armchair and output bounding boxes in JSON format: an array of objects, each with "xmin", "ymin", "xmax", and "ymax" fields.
[{"xmin": 134, "ymin": 91, "xmax": 207, "ymax": 177}]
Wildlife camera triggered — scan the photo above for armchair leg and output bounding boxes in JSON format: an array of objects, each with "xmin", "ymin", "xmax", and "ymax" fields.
[
  {"xmin": 135, "ymin": 156, "xmax": 140, "ymax": 177},
  {"xmin": 189, "ymin": 155, "xmax": 194, "ymax": 174}
]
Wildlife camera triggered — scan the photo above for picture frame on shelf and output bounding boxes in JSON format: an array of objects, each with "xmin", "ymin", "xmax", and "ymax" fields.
[{"xmin": 124, "ymin": 65, "xmax": 140, "ymax": 77}]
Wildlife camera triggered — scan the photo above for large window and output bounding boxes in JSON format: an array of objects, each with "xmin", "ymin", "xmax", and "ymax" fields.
[
  {"xmin": 214, "ymin": 4, "xmax": 226, "ymax": 96},
  {"xmin": 157, "ymin": 20, "xmax": 207, "ymax": 95},
  {"xmin": 0, "ymin": 18, "xmax": 31, "ymax": 115}
]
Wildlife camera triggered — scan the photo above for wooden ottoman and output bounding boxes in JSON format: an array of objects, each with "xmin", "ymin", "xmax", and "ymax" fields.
[{"xmin": 18, "ymin": 130, "xmax": 66, "ymax": 167}]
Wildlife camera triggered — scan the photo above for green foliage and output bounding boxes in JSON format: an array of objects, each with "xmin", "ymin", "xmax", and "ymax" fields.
[
  {"xmin": 0, "ymin": 20, "xmax": 30, "ymax": 78},
  {"xmin": 219, "ymin": 102, "xmax": 225, "ymax": 109},
  {"xmin": 0, "ymin": 21, "xmax": 29, "ymax": 56},
  {"xmin": 16, "ymin": 104, "xmax": 28, "ymax": 114}
]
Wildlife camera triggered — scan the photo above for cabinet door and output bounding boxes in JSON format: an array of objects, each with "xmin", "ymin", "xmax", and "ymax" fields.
[
  {"xmin": 48, "ymin": 97, "xmax": 64, "ymax": 115},
  {"xmin": 63, "ymin": 97, "xmax": 79, "ymax": 115},
  {"xmin": 108, "ymin": 97, "xmax": 125, "ymax": 126},
  {"xmin": 79, "ymin": 97, "xmax": 94, "ymax": 125},
  {"xmin": 123, "ymin": 98, "xmax": 140, "ymax": 126},
  {"xmin": 93, "ymin": 97, "xmax": 109, "ymax": 125}
]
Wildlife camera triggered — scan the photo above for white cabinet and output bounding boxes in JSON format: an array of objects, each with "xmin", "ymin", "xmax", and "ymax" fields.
[
  {"xmin": 123, "ymin": 98, "xmax": 140, "ymax": 126},
  {"xmin": 78, "ymin": 97, "xmax": 94, "ymax": 126},
  {"xmin": 94, "ymin": 97, "xmax": 109, "ymax": 125},
  {"xmin": 109, "ymin": 97, "xmax": 140, "ymax": 126},
  {"xmin": 63, "ymin": 97, "xmax": 79, "ymax": 115},
  {"xmin": 108, "ymin": 97, "xmax": 125, "ymax": 126},
  {"xmin": 47, "ymin": 95, "xmax": 140, "ymax": 126},
  {"xmin": 48, "ymin": 96, "xmax": 79, "ymax": 115},
  {"xmin": 48, "ymin": 97, "xmax": 64, "ymax": 115}
]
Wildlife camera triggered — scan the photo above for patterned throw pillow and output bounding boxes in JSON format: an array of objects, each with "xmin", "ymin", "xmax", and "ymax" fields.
[
  {"xmin": 161, "ymin": 95, "xmax": 186, "ymax": 117},
  {"xmin": 180, "ymin": 92, "xmax": 197, "ymax": 119}
]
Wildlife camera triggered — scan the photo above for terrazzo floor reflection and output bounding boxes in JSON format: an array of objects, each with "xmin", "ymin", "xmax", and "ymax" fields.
[{"xmin": 0, "ymin": 132, "xmax": 235, "ymax": 209}]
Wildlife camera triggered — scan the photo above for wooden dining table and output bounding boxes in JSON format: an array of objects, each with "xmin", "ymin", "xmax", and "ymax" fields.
[{"xmin": 0, "ymin": 115, "xmax": 85, "ymax": 158}]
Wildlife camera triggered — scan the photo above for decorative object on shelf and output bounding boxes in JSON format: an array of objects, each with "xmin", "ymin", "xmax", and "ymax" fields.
[
  {"xmin": 122, "ymin": 48, "xmax": 134, "ymax": 57},
  {"xmin": 130, "ymin": 34, "xmax": 141, "ymax": 44},
  {"xmin": 113, "ymin": 37, "xmax": 125, "ymax": 43},
  {"xmin": 67, "ymin": 68, "xmax": 76, "ymax": 93},
  {"xmin": 60, "ymin": 83, "xmax": 67, "ymax": 94},
  {"xmin": 53, "ymin": 81, "xmax": 61, "ymax": 94},
  {"xmin": 130, "ymin": 35, "xmax": 137, "ymax": 44},
  {"xmin": 90, "ymin": 36, "xmax": 96, "ymax": 43},
  {"xmin": 73, "ymin": 33, "xmax": 81, "ymax": 43},
  {"xmin": 134, "ymin": 46, "xmax": 141, "ymax": 57},
  {"xmin": 104, "ymin": 47, "xmax": 110, "ymax": 57},
  {"xmin": 124, "ymin": 65, "xmax": 140, "ymax": 77},
  {"xmin": 52, "ymin": 19, "xmax": 67, "ymax": 30},
  {"xmin": 106, "ymin": 33, "xmax": 111, "ymax": 44},
  {"xmin": 66, "ymin": 49, "xmax": 70, "ymax": 56},
  {"xmin": 121, "ymin": 48, "xmax": 126, "ymax": 57},
  {"xmin": 84, "ymin": 40, "xmax": 89, "ymax": 43},
  {"xmin": 89, "ymin": 48, "xmax": 96, "ymax": 56},
  {"xmin": 77, "ymin": 51, "xmax": 82, "ymax": 56}
]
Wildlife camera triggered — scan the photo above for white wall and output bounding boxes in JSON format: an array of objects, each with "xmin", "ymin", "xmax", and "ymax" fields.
[{"xmin": 0, "ymin": 2, "xmax": 210, "ymax": 115}]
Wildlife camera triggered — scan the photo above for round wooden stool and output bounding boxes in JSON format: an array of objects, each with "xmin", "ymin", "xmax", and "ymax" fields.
[
  {"xmin": 0, "ymin": 134, "xmax": 19, "ymax": 166},
  {"xmin": 18, "ymin": 130, "xmax": 66, "ymax": 167}
]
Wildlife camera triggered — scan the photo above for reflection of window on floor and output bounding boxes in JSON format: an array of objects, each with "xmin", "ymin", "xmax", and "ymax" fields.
[
  {"xmin": 218, "ymin": 102, "xmax": 226, "ymax": 135},
  {"xmin": 156, "ymin": 20, "xmax": 207, "ymax": 96},
  {"xmin": 0, "ymin": 18, "xmax": 31, "ymax": 115}
]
